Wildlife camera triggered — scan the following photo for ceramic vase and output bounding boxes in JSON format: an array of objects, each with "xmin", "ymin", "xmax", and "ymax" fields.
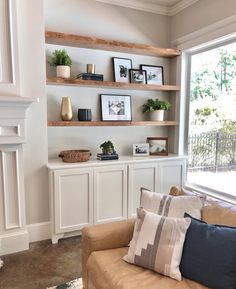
[
  {"xmin": 150, "ymin": 110, "xmax": 164, "ymax": 121},
  {"xmin": 56, "ymin": 65, "xmax": 70, "ymax": 78},
  {"xmin": 61, "ymin": 97, "xmax": 73, "ymax": 121},
  {"xmin": 78, "ymin": 109, "xmax": 92, "ymax": 121}
]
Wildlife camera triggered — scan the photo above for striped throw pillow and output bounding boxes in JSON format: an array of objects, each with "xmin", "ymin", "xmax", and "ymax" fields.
[
  {"xmin": 123, "ymin": 208, "xmax": 191, "ymax": 281},
  {"xmin": 140, "ymin": 188, "xmax": 204, "ymax": 219}
]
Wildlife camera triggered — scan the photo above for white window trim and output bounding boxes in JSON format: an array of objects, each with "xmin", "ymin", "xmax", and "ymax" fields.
[{"xmin": 177, "ymin": 18, "xmax": 236, "ymax": 201}]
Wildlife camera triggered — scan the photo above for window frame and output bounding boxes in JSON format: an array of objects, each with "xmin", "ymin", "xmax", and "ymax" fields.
[{"xmin": 181, "ymin": 35, "xmax": 236, "ymax": 201}]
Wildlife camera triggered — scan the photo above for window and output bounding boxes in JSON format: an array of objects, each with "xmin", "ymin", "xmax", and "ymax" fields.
[{"xmin": 186, "ymin": 41, "xmax": 236, "ymax": 198}]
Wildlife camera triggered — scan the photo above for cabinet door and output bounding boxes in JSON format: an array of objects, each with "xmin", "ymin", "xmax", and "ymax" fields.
[
  {"xmin": 158, "ymin": 160, "xmax": 186, "ymax": 194},
  {"xmin": 94, "ymin": 165, "xmax": 127, "ymax": 224},
  {"xmin": 53, "ymin": 168, "xmax": 93, "ymax": 234},
  {"xmin": 128, "ymin": 162, "xmax": 158, "ymax": 218}
]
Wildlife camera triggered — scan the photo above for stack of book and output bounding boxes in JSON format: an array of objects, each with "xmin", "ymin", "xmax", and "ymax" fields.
[
  {"xmin": 77, "ymin": 73, "xmax": 104, "ymax": 81},
  {"xmin": 97, "ymin": 153, "xmax": 119, "ymax": 161}
]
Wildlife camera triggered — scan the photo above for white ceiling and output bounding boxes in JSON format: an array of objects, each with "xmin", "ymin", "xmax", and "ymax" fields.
[{"xmin": 95, "ymin": 0, "xmax": 199, "ymax": 16}]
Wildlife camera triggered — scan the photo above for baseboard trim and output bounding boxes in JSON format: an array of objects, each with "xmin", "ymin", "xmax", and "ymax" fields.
[
  {"xmin": 27, "ymin": 222, "xmax": 51, "ymax": 243},
  {"xmin": 0, "ymin": 230, "xmax": 29, "ymax": 256}
]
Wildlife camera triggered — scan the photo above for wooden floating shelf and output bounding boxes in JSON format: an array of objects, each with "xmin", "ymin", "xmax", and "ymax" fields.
[
  {"xmin": 48, "ymin": 121, "xmax": 178, "ymax": 127},
  {"xmin": 45, "ymin": 31, "xmax": 181, "ymax": 58},
  {"xmin": 46, "ymin": 77, "xmax": 180, "ymax": 92}
]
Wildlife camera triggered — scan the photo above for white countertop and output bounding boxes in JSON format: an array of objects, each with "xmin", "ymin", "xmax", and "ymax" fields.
[{"xmin": 47, "ymin": 154, "xmax": 187, "ymax": 170}]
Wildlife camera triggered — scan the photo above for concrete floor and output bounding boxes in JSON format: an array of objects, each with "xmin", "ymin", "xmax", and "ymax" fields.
[{"xmin": 0, "ymin": 236, "xmax": 82, "ymax": 289}]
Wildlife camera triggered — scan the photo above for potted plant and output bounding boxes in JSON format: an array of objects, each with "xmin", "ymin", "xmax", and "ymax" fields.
[
  {"xmin": 100, "ymin": 140, "xmax": 116, "ymax": 155},
  {"xmin": 142, "ymin": 98, "xmax": 171, "ymax": 121},
  {"xmin": 48, "ymin": 49, "xmax": 72, "ymax": 79}
]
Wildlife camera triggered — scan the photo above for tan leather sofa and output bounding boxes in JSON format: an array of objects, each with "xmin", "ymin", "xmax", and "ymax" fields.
[{"xmin": 82, "ymin": 188, "xmax": 236, "ymax": 289}]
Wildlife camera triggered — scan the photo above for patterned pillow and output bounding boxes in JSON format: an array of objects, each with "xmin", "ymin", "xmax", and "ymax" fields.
[
  {"xmin": 140, "ymin": 188, "xmax": 204, "ymax": 219},
  {"xmin": 123, "ymin": 208, "xmax": 191, "ymax": 281}
]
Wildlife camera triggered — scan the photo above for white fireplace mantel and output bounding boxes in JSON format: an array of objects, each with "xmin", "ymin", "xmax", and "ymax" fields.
[
  {"xmin": 0, "ymin": 96, "xmax": 38, "ymax": 145},
  {"xmin": 0, "ymin": 96, "xmax": 37, "ymax": 255}
]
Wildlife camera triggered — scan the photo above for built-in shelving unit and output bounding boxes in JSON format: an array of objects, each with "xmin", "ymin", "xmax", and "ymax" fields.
[
  {"xmin": 48, "ymin": 120, "xmax": 178, "ymax": 127},
  {"xmin": 46, "ymin": 77, "xmax": 180, "ymax": 91},
  {"xmin": 46, "ymin": 30, "xmax": 181, "ymax": 129},
  {"xmin": 45, "ymin": 31, "xmax": 181, "ymax": 58}
]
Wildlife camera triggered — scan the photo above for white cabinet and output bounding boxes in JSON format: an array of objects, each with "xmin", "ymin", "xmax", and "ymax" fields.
[
  {"xmin": 158, "ymin": 160, "xmax": 186, "ymax": 194},
  {"xmin": 128, "ymin": 159, "xmax": 186, "ymax": 218},
  {"xmin": 94, "ymin": 165, "xmax": 127, "ymax": 224},
  {"xmin": 128, "ymin": 162, "xmax": 158, "ymax": 218},
  {"xmin": 48, "ymin": 156, "xmax": 186, "ymax": 243},
  {"xmin": 50, "ymin": 167, "xmax": 93, "ymax": 244}
]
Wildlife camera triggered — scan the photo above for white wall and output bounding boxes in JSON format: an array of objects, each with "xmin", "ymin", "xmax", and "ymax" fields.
[{"xmin": 16, "ymin": 0, "xmax": 49, "ymax": 225}]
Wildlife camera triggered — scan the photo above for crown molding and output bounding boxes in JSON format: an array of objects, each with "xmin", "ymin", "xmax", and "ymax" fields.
[
  {"xmin": 95, "ymin": 0, "xmax": 199, "ymax": 16},
  {"xmin": 171, "ymin": 14, "xmax": 236, "ymax": 49},
  {"xmin": 95, "ymin": 0, "xmax": 169, "ymax": 15},
  {"xmin": 169, "ymin": 0, "xmax": 199, "ymax": 16}
]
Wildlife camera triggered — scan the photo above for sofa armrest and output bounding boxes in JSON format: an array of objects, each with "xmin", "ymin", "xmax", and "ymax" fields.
[{"xmin": 82, "ymin": 219, "xmax": 135, "ymax": 289}]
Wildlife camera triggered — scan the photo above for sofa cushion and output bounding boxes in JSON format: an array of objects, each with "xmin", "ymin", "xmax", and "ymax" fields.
[
  {"xmin": 123, "ymin": 208, "xmax": 191, "ymax": 281},
  {"xmin": 87, "ymin": 247, "xmax": 209, "ymax": 289},
  {"xmin": 169, "ymin": 186, "xmax": 236, "ymax": 227},
  {"xmin": 180, "ymin": 214, "xmax": 236, "ymax": 289},
  {"xmin": 141, "ymin": 188, "xmax": 204, "ymax": 219}
]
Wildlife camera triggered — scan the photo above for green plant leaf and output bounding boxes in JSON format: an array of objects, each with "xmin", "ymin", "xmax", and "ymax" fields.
[{"xmin": 48, "ymin": 49, "xmax": 72, "ymax": 67}]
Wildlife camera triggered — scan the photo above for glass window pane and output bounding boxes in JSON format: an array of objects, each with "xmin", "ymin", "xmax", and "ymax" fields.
[{"xmin": 187, "ymin": 42, "xmax": 236, "ymax": 197}]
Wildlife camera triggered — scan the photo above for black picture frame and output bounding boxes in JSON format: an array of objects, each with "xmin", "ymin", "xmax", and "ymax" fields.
[
  {"xmin": 140, "ymin": 65, "xmax": 164, "ymax": 85},
  {"xmin": 112, "ymin": 57, "xmax": 132, "ymax": 83},
  {"xmin": 129, "ymin": 69, "xmax": 147, "ymax": 84},
  {"xmin": 100, "ymin": 94, "xmax": 132, "ymax": 121}
]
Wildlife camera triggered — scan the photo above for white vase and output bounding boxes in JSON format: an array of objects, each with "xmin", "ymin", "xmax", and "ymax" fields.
[
  {"xmin": 56, "ymin": 65, "xmax": 71, "ymax": 78},
  {"xmin": 150, "ymin": 110, "xmax": 164, "ymax": 121}
]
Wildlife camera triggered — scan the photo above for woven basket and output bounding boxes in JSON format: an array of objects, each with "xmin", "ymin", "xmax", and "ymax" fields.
[{"xmin": 59, "ymin": 150, "xmax": 91, "ymax": 163}]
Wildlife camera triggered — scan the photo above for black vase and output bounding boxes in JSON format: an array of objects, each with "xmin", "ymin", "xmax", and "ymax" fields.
[{"xmin": 78, "ymin": 109, "xmax": 92, "ymax": 121}]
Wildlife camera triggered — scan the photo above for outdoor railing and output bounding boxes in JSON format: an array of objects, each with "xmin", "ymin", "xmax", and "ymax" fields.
[{"xmin": 188, "ymin": 132, "xmax": 236, "ymax": 172}]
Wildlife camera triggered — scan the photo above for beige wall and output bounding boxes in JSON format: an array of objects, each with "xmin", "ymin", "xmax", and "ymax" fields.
[
  {"xmin": 45, "ymin": 1, "xmax": 173, "ymax": 159},
  {"xmin": 171, "ymin": 0, "xmax": 236, "ymax": 42},
  {"xmin": 45, "ymin": 0, "xmax": 170, "ymax": 47}
]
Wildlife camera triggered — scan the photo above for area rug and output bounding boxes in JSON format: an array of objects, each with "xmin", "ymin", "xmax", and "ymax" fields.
[{"xmin": 47, "ymin": 278, "xmax": 83, "ymax": 289}]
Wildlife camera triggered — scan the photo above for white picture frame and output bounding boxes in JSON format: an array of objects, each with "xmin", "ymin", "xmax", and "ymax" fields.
[{"xmin": 133, "ymin": 143, "xmax": 150, "ymax": 156}]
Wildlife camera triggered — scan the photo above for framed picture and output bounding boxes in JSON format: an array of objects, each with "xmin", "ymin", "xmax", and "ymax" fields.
[
  {"xmin": 113, "ymin": 57, "xmax": 132, "ymax": 83},
  {"xmin": 100, "ymin": 94, "xmax": 132, "ymax": 121},
  {"xmin": 129, "ymin": 69, "xmax": 147, "ymax": 84},
  {"xmin": 147, "ymin": 137, "xmax": 168, "ymax": 156},
  {"xmin": 133, "ymin": 143, "xmax": 149, "ymax": 156},
  {"xmin": 140, "ymin": 65, "xmax": 164, "ymax": 85}
]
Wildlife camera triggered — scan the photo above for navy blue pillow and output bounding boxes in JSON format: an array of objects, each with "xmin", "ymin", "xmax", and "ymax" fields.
[{"xmin": 180, "ymin": 214, "xmax": 236, "ymax": 289}]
